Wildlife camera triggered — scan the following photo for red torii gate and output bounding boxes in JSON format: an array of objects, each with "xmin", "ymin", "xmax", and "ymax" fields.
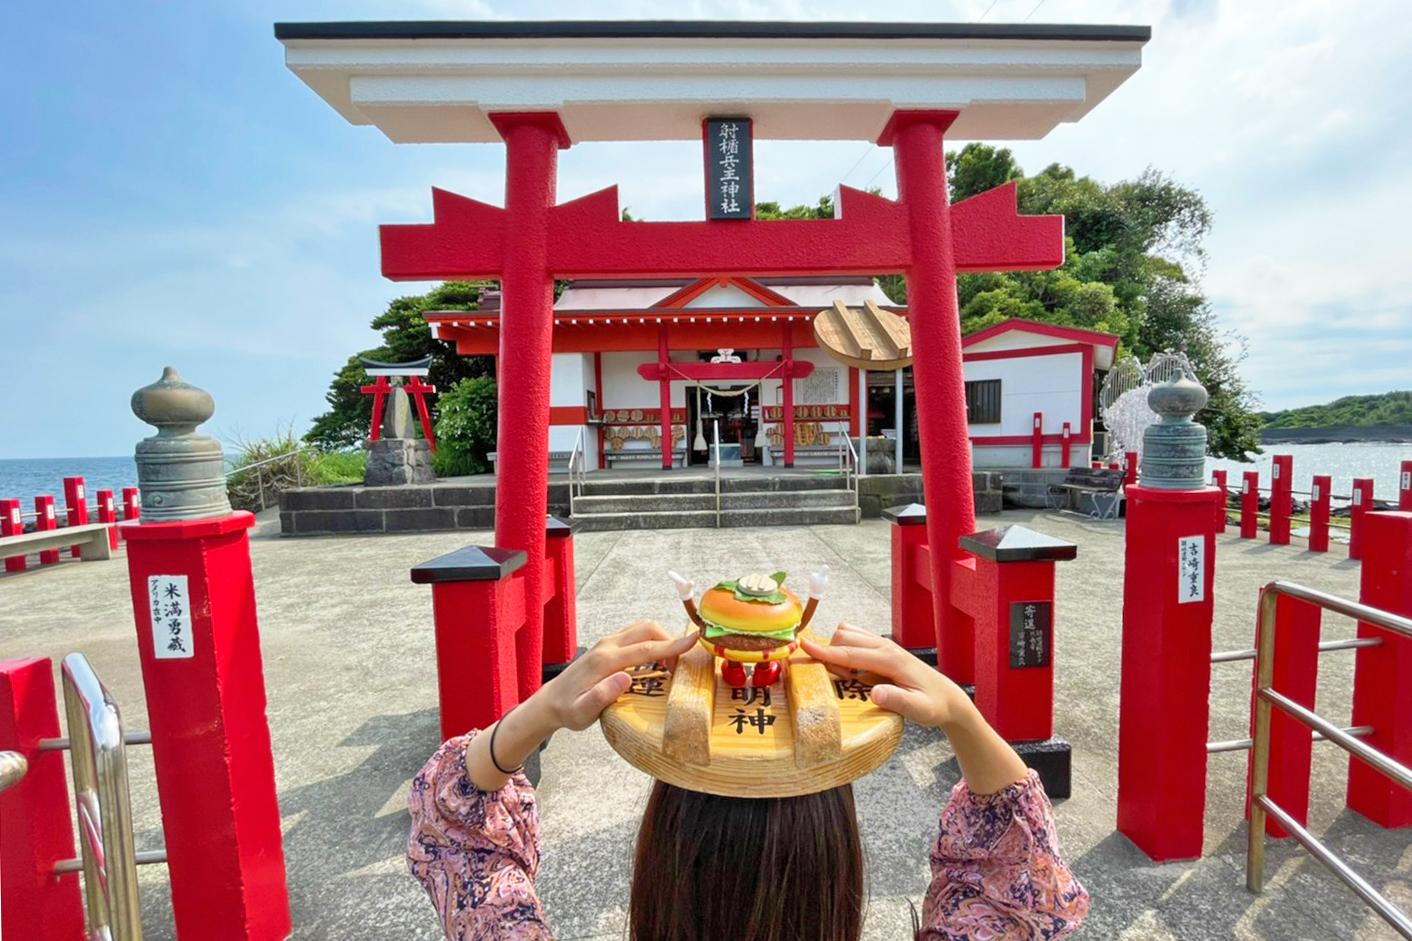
[{"xmin": 380, "ymin": 109, "xmax": 1063, "ymax": 695}]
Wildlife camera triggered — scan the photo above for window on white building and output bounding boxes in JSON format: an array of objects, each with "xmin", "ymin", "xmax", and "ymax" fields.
[{"xmin": 965, "ymin": 379, "xmax": 1002, "ymax": 424}]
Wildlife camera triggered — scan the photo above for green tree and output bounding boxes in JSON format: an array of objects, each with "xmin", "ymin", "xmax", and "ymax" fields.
[
  {"xmin": 306, "ymin": 281, "xmax": 494, "ymax": 450},
  {"xmin": 432, "ymin": 376, "xmax": 499, "ymax": 476}
]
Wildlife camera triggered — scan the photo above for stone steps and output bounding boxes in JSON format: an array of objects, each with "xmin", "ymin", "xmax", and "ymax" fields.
[
  {"xmin": 570, "ymin": 504, "xmax": 861, "ymax": 532},
  {"xmin": 570, "ymin": 476, "xmax": 860, "ymax": 531}
]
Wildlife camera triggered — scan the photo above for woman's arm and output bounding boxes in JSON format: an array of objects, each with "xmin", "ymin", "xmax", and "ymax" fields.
[
  {"xmin": 800, "ymin": 625, "xmax": 1026, "ymax": 793},
  {"xmin": 410, "ymin": 621, "xmax": 697, "ymax": 939},
  {"xmin": 801, "ymin": 626, "xmax": 1087, "ymax": 939}
]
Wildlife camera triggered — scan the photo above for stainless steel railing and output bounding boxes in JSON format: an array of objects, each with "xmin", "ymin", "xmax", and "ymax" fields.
[
  {"xmin": 1245, "ymin": 581, "xmax": 1412, "ymax": 938},
  {"xmin": 566, "ymin": 426, "xmax": 588, "ymax": 513},
  {"xmin": 41, "ymin": 653, "xmax": 167, "ymax": 941},
  {"xmin": 838, "ymin": 433, "xmax": 860, "ymax": 515}
]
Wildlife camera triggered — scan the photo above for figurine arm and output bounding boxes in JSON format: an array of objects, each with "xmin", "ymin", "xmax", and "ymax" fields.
[
  {"xmin": 668, "ymin": 571, "xmax": 709, "ymax": 629},
  {"xmin": 799, "ymin": 564, "xmax": 829, "ymax": 629}
]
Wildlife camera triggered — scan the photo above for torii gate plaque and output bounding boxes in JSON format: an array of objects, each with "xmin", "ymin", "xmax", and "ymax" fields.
[
  {"xmin": 380, "ymin": 111, "xmax": 1061, "ymax": 688},
  {"xmin": 278, "ymin": 18, "xmax": 1147, "ymax": 707}
]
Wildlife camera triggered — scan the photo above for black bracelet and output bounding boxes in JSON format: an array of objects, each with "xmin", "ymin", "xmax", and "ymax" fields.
[{"xmin": 487, "ymin": 710, "xmax": 525, "ymax": 776}]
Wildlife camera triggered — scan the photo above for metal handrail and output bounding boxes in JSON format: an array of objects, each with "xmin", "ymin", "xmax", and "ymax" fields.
[
  {"xmin": 0, "ymin": 750, "xmax": 26, "ymax": 792},
  {"xmin": 838, "ymin": 432, "xmax": 860, "ymax": 514},
  {"xmin": 713, "ymin": 418, "xmax": 722, "ymax": 529},
  {"xmin": 566, "ymin": 426, "xmax": 587, "ymax": 511},
  {"xmin": 226, "ymin": 446, "xmax": 317, "ymax": 512},
  {"xmin": 1247, "ymin": 581, "xmax": 1412, "ymax": 938},
  {"xmin": 56, "ymin": 652, "xmax": 155, "ymax": 941}
]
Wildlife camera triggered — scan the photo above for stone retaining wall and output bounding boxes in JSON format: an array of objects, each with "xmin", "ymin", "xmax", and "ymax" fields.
[{"xmin": 280, "ymin": 483, "xmax": 571, "ymax": 535}]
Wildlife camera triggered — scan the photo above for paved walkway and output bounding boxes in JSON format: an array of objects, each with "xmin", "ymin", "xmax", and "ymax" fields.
[{"xmin": 3, "ymin": 509, "xmax": 1407, "ymax": 939}]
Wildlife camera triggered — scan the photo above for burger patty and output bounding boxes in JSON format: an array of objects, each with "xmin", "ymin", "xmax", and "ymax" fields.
[{"xmin": 709, "ymin": 631, "xmax": 797, "ymax": 652}]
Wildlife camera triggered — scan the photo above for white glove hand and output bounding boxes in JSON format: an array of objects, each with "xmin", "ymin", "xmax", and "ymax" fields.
[
  {"xmin": 667, "ymin": 570, "xmax": 695, "ymax": 601},
  {"xmin": 809, "ymin": 564, "xmax": 830, "ymax": 600}
]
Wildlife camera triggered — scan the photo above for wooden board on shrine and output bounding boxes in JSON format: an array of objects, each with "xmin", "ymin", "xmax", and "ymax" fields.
[
  {"xmin": 812, "ymin": 299, "xmax": 913, "ymax": 371},
  {"xmin": 600, "ymin": 628, "xmax": 904, "ymax": 798}
]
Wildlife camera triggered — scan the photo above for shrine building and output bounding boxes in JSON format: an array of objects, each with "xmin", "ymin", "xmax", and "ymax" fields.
[{"xmin": 426, "ymin": 278, "xmax": 1117, "ymax": 472}]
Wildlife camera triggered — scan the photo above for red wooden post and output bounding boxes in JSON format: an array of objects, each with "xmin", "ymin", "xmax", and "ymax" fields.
[
  {"xmin": 1308, "ymin": 474, "xmax": 1331, "ymax": 553},
  {"xmin": 1349, "ymin": 477, "xmax": 1375, "ymax": 560},
  {"xmin": 0, "ymin": 658, "xmax": 85, "ymax": 941},
  {"xmin": 61, "ymin": 476, "xmax": 88, "ymax": 559},
  {"xmin": 1240, "ymin": 470, "xmax": 1259, "ymax": 539},
  {"xmin": 1268, "ymin": 454, "xmax": 1292, "ymax": 546},
  {"xmin": 1124, "ymin": 451, "xmax": 1138, "ymax": 488},
  {"xmin": 1117, "ymin": 484, "xmax": 1222, "ymax": 861},
  {"xmin": 541, "ymin": 517, "xmax": 581, "ymax": 681},
  {"xmin": 1031, "ymin": 412, "xmax": 1044, "ymax": 468},
  {"xmin": 121, "ymin": 487, "xmax": 141, "ymax": 541},
  {"xmin": 1247, "ymin": 592, "xmax": 1321, "ymax": 838},
  {"xmin": 657, "ymin": 325, "xmax": 673, "ymax": 470},
  {"xmin": 1060, "ymin": 421, "xmax": 1072, "ymax": 467},
  {"xmin": 96, "ymin": 489, "xmax": 119, "ymax": 550},
  {"xmin": 411, "ymin": 546, "xmax": 528, "ymax": 738},
  {"xmin": 1211, "ymin": 469, "xmax": 1228, "ymax": 532},
  {"xmin": 1347, "ymin": 511, "xmax": 1412, "ymax": 826},
  {"xmin": 883, "ymin": 504, "xmax": 937, "ymax": 662},
  {"xmin": 403, "ymin": 376, "xmax": 439, "ymax": 450},
  {"xmin": 489, "ymin": 112, "xmax": 567, "ymax": 705},
  {"xmin": 360, "ymin": 375, "xmax": 391, "ymax": 442},
  {"xmin": 1, "ymin": 499, "xmax": 24, "ymax": 572},
  {"xmin": 122, "ymin": 512, "xmax": 290, "ymax": 940},
  {"xmin": 888, "ymin": 111, "xmax": 987, "ymax": 674},
  {"xmin": 781, "ymin": 323, "xmax": 796, "ymax": 468},
  {"xmin": 1091, "ymin": 460, "xmax": 1102, "ymax": 470},
  {"xmin": 1401, "ymin": 460, "xmax": 1412, "ymax": 511},
  {"xmin": 33, "ymin": 495, "xmax": 59, "ymax": 565}
]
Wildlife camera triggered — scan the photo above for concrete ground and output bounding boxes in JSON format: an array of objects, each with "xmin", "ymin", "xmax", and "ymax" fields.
[{"xmin": 2, "ymin": 509, "xmax": 1408, "ymax": 939}]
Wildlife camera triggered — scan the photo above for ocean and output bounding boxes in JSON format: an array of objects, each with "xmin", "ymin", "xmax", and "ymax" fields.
[
  {"xmin": 1206, "ymin": 442, "xmax": 1411, "ymax": 503},
  {"xmin": 0, "ymin": 456, "xmax": 140, "ymax": 506}
]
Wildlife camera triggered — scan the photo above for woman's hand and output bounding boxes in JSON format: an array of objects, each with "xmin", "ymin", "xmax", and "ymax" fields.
[
  {"xmin": 466, "ymin": 620, "xmax": 698, "ymax": 790},
  {"xmin": 800, "ymin": 624, "xmax": 970, "ymax": 728},
  {"xmin": 538, "ymin": 619, "xmax": 699, "ymax": 731},
  {"xmin": 802, "ymin": 624, "xmax": 1029, "ymax": 795}
]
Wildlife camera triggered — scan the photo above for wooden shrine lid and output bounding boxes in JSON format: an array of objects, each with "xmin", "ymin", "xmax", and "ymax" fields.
[
  {"xmin": 812, "ymin": 300, "xmax": 913, "ymax": 371},
  {"xmin": 600, "ymin": 629, "xmax": 904, "ymax": 798}
]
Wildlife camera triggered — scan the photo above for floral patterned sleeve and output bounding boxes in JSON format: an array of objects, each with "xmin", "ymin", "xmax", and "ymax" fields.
[
  {"xmin": 407, "ymin": 732, "xmax": 555, "ymax": 941},
  {"xmin": 920, "ymin": 770, "xmax": 1089, "ymax": 941}
]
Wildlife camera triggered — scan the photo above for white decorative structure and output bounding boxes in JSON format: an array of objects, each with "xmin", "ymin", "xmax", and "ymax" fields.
[{"xmin": 1098, "ymin": 349, "xmax": 1199, "ymax": 466}]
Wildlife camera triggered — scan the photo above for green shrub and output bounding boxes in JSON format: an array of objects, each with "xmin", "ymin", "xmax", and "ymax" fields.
[
  {"xmin": 433, "ymin": 376, "xmax": 497, "ymax": 477},
  {"xmin": 309, "ymin": 450, "xmax": 365, "ymax": 484},
  {"xmin": 226, "ymin": 427, "xmax": 363, "ymax": 511}
]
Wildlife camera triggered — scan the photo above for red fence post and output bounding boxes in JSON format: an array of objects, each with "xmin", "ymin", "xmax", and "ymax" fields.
[
  {"xmin": 541, "ymin": 517, "xmax": 583, "ymax": 682},
  {"xmin": 1, "ymin": 499, "xmax": 24, "ymax": 573},
  {"xmin": 1117, "ymin": 484, "xmax": 1222, "ymax": 861},
  {"xmin": 1031, "ymin": 412, "xmax": 1043, "ymax": 468},
  {"xmin": 0, "ymin": 657, "xmax": 86, "ymax": 941},
  {"xmin": 121, "ymin": 368, "xmax": 291, "ymax": 941},
  {"xmin": 1401, "ymin": 460, "xmax": 1412, "ymax": 511},
  {"xmin": 120, "ymin": 487, "xmax": 141, "ymax": 544},
  {"xmin": 1349, "ymin": 478, "xmax": 1375, "ymax": 560},
  {"xmin": 1268, "ymin": 454, "xmax": 1292, "ymax": 546},
  {"xmin": 33, "ymin": 495, "xmax": 59, "ymax": 565},
  {"xmin": 1247, "ymin": 592, "xmax": 1321, "ymax": 838},
  {"xmin": 1347, "ymin": 511, "xmax": 1412, "ymax": 826},
  {"xmin": 1308, "ymin": 474, "xmax": 1331, "ymax": 553},
  {"xmin": 96, "ymin": 489, "xmax": 119, "ymax": 550},
  {"xmin": 884, "ymin": 504, "xmax": 938, "ymax": 663},
  {"xmin": 1124, "ymin": 451, "xmax": 1138, "ymax": 488},
  {"xmin": 1211, "ymin": 470, "xmax": 1228, "ymax": 532},
  {"xmin": 61, "ymin": 476, "xmax": 88, "ymax": 559},
  {"xmin": 1240, "ymin": 470, "xmax": 1259, "ymax": 539},
  {"xmin": 411, "ymin": 547, "xmax": 528, "ymax": 738},
  {"xmin": 1060, "ymin": 422, "xmax": 1072, "ymax": 468}
]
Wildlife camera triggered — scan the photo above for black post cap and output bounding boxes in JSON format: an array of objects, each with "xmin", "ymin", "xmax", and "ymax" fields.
[
  {"xmin": 960, "ymin": 525, "xmax": 1077, "ymax": 563},
  {"xmin": 410, "ymin": 545, "xmax": 527, "ymax": 584},
  {"xmin": 546, "ymin": 515, "xmax": 574, "ymax": 538},
  {"xmin": 882, "ymin": 503, "xmax": 927, "ymax": 526}
]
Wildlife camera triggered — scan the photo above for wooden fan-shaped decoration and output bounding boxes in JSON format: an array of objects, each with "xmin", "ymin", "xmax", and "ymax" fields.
[
  {"xmin": 812, "ymin": 300, "xmax": 913, "ymax": 370},
  {"xmin": 600, "ymin": 629, "xmax": 904, "ymax": 798}
]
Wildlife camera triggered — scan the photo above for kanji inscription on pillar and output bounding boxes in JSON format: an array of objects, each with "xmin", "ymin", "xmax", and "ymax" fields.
[
  {"xmin": 148, "ymin": 574, "xmax": 194, "ymax": 659},
  {"xmin": 1177, "ymin": 536, "xmax": 1205, "ymax": 603},
  {"xmin": 1009, "ymin": 601, "xmax": 1052, "ymax": 669}
]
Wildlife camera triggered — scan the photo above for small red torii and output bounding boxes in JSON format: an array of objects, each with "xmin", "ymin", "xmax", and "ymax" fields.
[
  {"xmin": 358, "ymin": 355, "xmax": 438, "ymax": 450},
  {"xmin": 379, "ymin": 109, "xmax": 1064, "ymax": 703}
]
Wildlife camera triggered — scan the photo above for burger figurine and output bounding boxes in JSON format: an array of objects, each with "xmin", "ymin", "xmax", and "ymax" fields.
[{"xmin": 668, "ymin": 565, "xmax": 828, "ymax": 688}]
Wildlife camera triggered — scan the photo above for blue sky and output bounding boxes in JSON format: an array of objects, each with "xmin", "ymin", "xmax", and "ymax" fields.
[{"xmin": 4, "ymin": 0, "xmax": 1409, "ymax": 458}]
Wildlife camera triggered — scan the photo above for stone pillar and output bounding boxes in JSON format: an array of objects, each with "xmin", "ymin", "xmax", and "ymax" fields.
[
  {"xmin": 121, "ymin": 367, "xmax": 290, "ymax": 940},
  {"xmin": 1118, "ymin": 372, "xmax": 1223, "ymax": 861}
]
